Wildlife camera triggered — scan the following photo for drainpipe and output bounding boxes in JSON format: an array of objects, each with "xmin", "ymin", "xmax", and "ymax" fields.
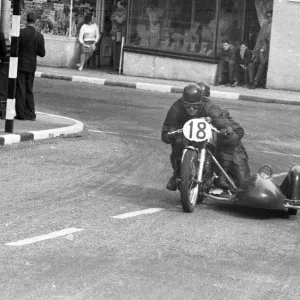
[{"xmin": 1, "ymin": 0, "xmax": 11, "ymax": 40}]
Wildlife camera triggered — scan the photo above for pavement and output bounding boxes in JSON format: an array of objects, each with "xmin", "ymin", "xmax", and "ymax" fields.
[
  {"xmin": 36, "ymin": 65, "xmax": 300, "ymax": 105},
  {"xmin": 1, "ymin": 65, "xmax": 300, "ymax": 147},
  {"xmin": 0, "ymin": 112, "xmax": 83, "ymax": 146}
]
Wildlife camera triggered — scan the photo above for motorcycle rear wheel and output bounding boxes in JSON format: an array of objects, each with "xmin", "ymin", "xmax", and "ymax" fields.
[{"xmin": 180, "ymin": 150, "xmax": 200, "ymax": 213}]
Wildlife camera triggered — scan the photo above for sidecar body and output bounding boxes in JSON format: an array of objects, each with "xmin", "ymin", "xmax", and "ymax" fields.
[
  {"xmin": 206, "ymin": 165, "xmax": 300, "ymax": 215},
  {"xmin": 236, "ymin": 173, "xmax": 289, "ymax": 210}
]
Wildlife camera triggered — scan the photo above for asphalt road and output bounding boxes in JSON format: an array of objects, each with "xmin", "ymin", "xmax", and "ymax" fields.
[{"xmin": 0, "ymin": 79, "xmax": 300, "ymax": 300}]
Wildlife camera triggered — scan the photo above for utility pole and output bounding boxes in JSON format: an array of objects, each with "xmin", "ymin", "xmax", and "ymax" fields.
[{"xmin": 5, "ymin": 0, "xmax": 20, "ymax": 133}]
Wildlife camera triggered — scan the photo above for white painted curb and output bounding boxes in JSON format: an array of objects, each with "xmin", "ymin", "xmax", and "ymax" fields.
[
  {"xmin": 35, "ymin": 71, "xmax": 43, "ymax": 78},
  {"xmin": 0, "ymin": 112, "xmax": 84, "ymax": 146},
  {"xmin": 29, "ymin": 112, "xmax": 84, "ymax": 140},
  {"xmin": 211, "ymin": 90, "xmax": 240, "ymax": 100},
  {"xmin": 72, "ymin": 76, "xmax": 106, "ymax": 85},
  {"xmin": 2, "ymin": 134, "xmax": 21, "ymax": 145},
  {"xmin": 136, "ymin": 82, "xmax": 172, "ymax": 93}
]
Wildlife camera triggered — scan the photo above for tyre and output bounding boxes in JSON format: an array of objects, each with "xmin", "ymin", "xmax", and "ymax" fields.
[
  {"xmin": 180, "ymin": 150, "xmax": 200, "ymax": 213},
  {"xmin": 288, "ymin": 208, "xmax": 298, "ymax": 215}
]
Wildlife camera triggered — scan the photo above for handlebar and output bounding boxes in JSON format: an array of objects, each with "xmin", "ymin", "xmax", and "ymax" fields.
[
  {"xmin": 167, "ymin": 129, "xmax": 183, "ymax": 135},
  {"xmin": 167, "ymin": 127, "xmax": 226, "ymax": 136}
]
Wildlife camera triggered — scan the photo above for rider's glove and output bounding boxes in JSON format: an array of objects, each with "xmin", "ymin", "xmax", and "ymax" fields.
[
  {"xmin": 162, "ymin": 132, "xmax": 178, "ymax": 144},
  {"xmin": 220, "ymin": 127, "xmax": 234, "ymax": 137}
]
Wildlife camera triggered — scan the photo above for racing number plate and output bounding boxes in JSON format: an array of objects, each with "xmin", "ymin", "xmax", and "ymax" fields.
[{"xmin": 182, "ymin": 118, "xmax": 212, "ymax": 142}]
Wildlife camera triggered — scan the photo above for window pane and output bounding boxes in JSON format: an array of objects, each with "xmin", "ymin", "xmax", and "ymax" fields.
[
  {"xmin": 216, "ymin": 0, "xmax": 246, "ymax": 47},
  {"xmin": 127, "ymin": 0, "xmax": 218, "ymax": 57},
  {"xmin": 20, "ymin": 0, "xmax": 96, "ymax": 37}
]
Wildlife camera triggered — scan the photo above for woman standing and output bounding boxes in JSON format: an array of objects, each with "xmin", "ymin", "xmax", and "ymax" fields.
[{"xmin": 77, "ymin": 13, "xmax": 100, "ymax": 71}]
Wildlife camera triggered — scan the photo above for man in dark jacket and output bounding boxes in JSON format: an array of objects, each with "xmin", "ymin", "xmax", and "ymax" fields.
[
  {"xmin": 215, "ymin": 39, "xmax": 236, "ymax": 87},
  {"xmin": 252, "ymin": 10, "xmax": 273, "ymax": 89},
  {"xmin": 234, "ymin": 41, "xmax": 255, "ymax": 88},
  {"xmin": 15, "ymin": 11, "xmax": 45, "ymax": 121},
  {"xmin": 161, "ymin": 82, "xmax": 250, "ymax": 191},
  {"xmin": 0, "ymin": 29, "xmax": 7, "ymax": 61}
]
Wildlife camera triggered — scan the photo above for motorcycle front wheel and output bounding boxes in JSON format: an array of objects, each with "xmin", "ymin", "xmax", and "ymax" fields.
[{"xmin": 180, "ymin": 150, "xmax": 200, "ymax": 213}]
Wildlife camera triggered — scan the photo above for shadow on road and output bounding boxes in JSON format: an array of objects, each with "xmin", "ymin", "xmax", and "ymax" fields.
[{"xmin": 203, "ymin": 201, "xmax": 291, "ymax": 220}]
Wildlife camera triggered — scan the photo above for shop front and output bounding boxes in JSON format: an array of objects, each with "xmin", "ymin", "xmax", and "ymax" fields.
[
  {"xmin": 17, "ymin": 0, "xmax": 118, "ymax": 69},
  {"xmin": 123, "ymin": 0, "xmax": 269, "ymax": 84}
]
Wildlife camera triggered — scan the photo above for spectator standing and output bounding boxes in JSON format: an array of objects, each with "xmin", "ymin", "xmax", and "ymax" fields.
[
  {"xmin": 110, "ymin": 1, "xmax": 127, "ymax": 71},
  {"xmin": 0, "ymin": 29, "xmax": 8, "ymax": 113},
  {"xmin": 234, "ymin": 41, "xmax": 254, "ymax": 88},
  {"xmin": 0, "ymin": 29, "xmax": 7, "ymax": 61},
  {"xmin": 15, "ymin": 12, "xmax": 45, "ymax": 121},
  {"xmin": 77, "ymin": 13, "xmax": 100, "ymax": 71},
  {"xmin": 215, "ymin": 39, "xmax": 236, "ymax": 87},
  {"xmin": 252, "ymin": 10, "xmax": 273, "ymax": 88}
]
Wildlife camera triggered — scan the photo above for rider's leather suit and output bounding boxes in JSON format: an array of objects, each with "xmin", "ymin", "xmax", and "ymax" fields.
[{"xmin": 161, "ymin": 97, "xmax": 250, "ymax": 187}]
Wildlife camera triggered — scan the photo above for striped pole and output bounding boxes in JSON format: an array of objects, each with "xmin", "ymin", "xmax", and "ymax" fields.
[{"xmin": 5, "ymin": 0, "xmax": 21, "ymax": 133}]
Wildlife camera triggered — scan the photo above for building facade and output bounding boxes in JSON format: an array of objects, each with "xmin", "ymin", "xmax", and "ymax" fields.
[
  {"xmin": 267, "ymin": 0, "xmax": 300, "ymax": 91},
  {"xmin": 0, "ymin": 0, "xmax": 117, "ymax": 68},
  {"xmin": 1, "ymin": 0, "xmax": 300, "ymax": 91},
  {"xmin": 123, "ymin": 0, "xmax": 272, "ymax": 85}
]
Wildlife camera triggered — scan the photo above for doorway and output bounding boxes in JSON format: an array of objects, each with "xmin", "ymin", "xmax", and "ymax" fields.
[
  {"xmin": 243, "ymin": 0, "xmax": 260, "ymax": 50},
  {"xmin": 87, "ymin": 0, "xmax": 116, "ymax": 70}
]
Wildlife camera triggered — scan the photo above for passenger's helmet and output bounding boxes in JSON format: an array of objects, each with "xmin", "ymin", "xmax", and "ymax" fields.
[
  {"xmin": 182, "ymin": 83, "xmax": 203, "ymax": 103},
  {"xmin": 196, "ymin": 81, "xmax": 210, "ymax": 97}
]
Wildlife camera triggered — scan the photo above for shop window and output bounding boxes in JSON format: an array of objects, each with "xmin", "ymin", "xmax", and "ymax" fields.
[
  {"xmin": 216, "ymin": 0, "xmax": 246, "ymax": 47},
  {"xmin": 127, "ymin": 0, "xmax": 246, "ymax": 59},
  {"xmin": 20, "ymin": 0, "xmax": 96, "ymax": 37}
]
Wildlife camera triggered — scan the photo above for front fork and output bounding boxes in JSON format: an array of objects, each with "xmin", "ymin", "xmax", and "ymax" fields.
[
  {"xmin": 182, "ymin": 146, "xmax": 206, "ymax": 185},
  {"xmin": 182, "ymin": 146, "xmax": 238, "ymax": 192},
  {"xmin": 197, "ymin": 148, "xmax": 206, "ymax": 184}
]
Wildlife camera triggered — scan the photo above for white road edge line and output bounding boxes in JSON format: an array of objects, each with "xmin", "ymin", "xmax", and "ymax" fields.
[
  {"xmin": 112, "ymin": 208, "xmax": 165, "ymax": 219},
  {"xmin": 5, "ymin": 228, "xmax": 84, "ymax": 246}
]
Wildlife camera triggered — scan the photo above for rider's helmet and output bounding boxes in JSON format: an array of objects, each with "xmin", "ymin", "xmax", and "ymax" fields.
[
  {"xmin": 196, "ymin": 81, "xmax": 211, "ymax": 97},
  {"xmin": 182, "ymin": 83, "xmax": 204, "ymax": 104}
]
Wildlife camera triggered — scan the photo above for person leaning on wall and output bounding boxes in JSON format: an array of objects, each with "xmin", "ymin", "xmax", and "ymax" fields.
[
  {"xmin": 251, "ymin": 10, "xmax": 273, "ymax": 89},
  {"xmin": 77, "ymin": 13, "xmax": 100, "ymax": 71},
  {"xmin": 15, "ymin": 11, "xmax": 45, "ymax": 121},
  {"xmin": 110, "ymin": 1, "xmax": 127, "ymax": 71}
]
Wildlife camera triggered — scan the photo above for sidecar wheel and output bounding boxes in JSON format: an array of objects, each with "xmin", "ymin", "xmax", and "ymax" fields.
[
  {"xmin": 180, "ymin": 150, "xmax": 199, "ymax": 213},
  {"xmin": 288, "ymin": 208, "xmax": 298, "ymax": 215}
]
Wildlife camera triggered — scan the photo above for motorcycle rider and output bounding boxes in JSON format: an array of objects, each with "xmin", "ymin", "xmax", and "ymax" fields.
[{"xmin": 161, "ymin": 82, "xmax": 250, "ymax": 191}]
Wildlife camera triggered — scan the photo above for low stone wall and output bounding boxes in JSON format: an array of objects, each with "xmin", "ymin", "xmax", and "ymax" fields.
[
  {"xmin": 37, "ymin": 35, "xmax": 80, "ymax": 68},
  {"xmin": 123, "ymin": 51, "xmax": 218, "ymax": 84}
]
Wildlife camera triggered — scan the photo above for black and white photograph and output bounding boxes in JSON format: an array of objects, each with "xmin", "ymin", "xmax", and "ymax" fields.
[{"xmin": 0, "ymin": 0, "xmax": 300, "ymax": 299}]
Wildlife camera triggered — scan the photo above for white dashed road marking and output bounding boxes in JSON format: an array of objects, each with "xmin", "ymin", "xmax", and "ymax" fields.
[
  {"xmin": 5, "ymin": 228, "xmax": 84, "ymax": 246},
  {"xmin": 112, "ymin": 208, "xmax": 165, "ymax": 219}
]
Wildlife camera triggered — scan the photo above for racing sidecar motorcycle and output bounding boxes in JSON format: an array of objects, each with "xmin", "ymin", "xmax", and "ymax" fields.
[{"xmin": 168, "ymin": 117, "xmax": 300, "ymax": 215}]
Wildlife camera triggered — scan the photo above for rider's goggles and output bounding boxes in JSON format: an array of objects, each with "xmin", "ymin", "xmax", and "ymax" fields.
[{"xmin": 183, "ymin": 101, "xmax": 202, "ymax": 109}]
